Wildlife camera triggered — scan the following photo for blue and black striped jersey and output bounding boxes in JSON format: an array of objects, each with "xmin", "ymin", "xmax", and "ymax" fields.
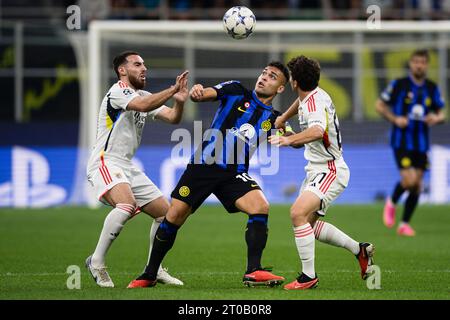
[
  {"xmin": 380, "ymin": 76, "xmax": 444, "ymax": 152},
  {"xmin": 190, "ymin": 80, "xmax": 281, "ymax": 173}
]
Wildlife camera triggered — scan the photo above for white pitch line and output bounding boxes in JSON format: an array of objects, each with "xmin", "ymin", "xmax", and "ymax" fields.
[{"xmin": 1, "ymin": 269, "xmax": 449, "ymax": 277}]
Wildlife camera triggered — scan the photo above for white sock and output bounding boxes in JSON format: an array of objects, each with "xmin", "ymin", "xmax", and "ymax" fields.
[
  {"xmin": 294, "ymin": 223, "xmax": 316, "ymax": 279},
  {"xmin": 313, "ymin": 220, "xmax": 360, "ymax": 255},
  {"xmin": 91, "ymin": 204, "xmax": 133, "ymax": 267},
  {"xmin": 147, "ymin": 217, "xmax": 163, "ymax": 271}
]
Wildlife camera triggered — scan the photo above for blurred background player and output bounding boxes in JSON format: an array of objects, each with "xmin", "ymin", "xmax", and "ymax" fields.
[
  {"xmin": 85, "ymin": 51, "xmax": 188, "ymax": 287},
  {"xmin": 376, "ymin": 49, "xmax": 445, "ymax": 237},
  {"xmin": 127, "ymin": 62, "xmax": 290, "ymax": 288},
  {"xmin": 269, "ymin": 55, "xmax": 374, "ymax": 290}
]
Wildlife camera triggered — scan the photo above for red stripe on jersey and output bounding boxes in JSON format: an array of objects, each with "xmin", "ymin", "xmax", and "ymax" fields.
[
  {"xmin": 305, "ymin": 91, "xmax": 318, "ymax": 112},
  {"xmin": 328, "ymin": 160, "xmax": 336, "ymax": 173},
  {"xmin": 118, "ymin": 81, "xmax": 128, "ymax": 88}
]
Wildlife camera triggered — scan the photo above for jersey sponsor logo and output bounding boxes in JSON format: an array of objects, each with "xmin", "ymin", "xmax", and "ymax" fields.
[
  {"xmin": 261, "ymin": 120, "xmax": 271, "ymax": 131},
  {"xmin": 239, "ymin": 123, "xmax": 256, "ymax": 139},
  {"xmin": 410, "ymin": 104, "xmax": 425, "ymax": 121},
  {"xmin": 133, "ymin": 112, "xmax": 147, "ymax": 129},
  {"xmin": 179, "ymin": 186, "xmax": 190, "ymax": 197},
  {"xmin": 425, "ymin": 97, "xmax": 432, "ymax": 107},
  {"xmin": 230, "ymin": 123, "xmax": 256, "ymax": 145}
]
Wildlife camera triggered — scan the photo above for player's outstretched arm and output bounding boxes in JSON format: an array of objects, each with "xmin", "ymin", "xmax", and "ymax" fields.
[
  {"xmin": 189, "ymin": 84, "xmax": 217, "ymax": 102},
  {"xmin": 269, "ymin": 125, "xmax": 323, "ymax": 147},
  {"xmin": 127, "ymin": 70, "xmax": 189, "ymax": 113},
  {"xmin": 274, "ymin": 99, "xmax": 300, "ymax": 129}
]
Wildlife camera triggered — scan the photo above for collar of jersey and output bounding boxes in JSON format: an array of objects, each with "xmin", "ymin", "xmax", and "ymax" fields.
[
  {"xmin": 252, "ymin": 91, "xmax": 272, "ymax": 110},
  {"xmin": 408, "ymin": 74, "xmax": 425, "ymax": 87}
]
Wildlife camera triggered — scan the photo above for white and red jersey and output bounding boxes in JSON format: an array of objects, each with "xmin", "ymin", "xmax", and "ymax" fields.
[
  {"xmin": 297, "ymin": 87, "xmax": 343, "ymax": 163},
  {"xmin": 87, "ymin": 80, "xmax": 163, "ymax": 174}
]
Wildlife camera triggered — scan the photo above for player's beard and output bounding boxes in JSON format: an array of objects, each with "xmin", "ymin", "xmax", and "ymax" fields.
[
  {"xmin": 129, "ymin": 74, "xmax": 145, "ymax": 90},
  {"xmin": 412, "ymin": 70, "xmax": 426, "ymax": 81}
]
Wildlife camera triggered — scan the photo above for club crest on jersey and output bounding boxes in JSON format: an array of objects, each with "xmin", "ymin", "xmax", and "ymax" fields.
[
  {"xmin": 179, "ymin": 186, "xmax": 190, "ymax": 197},
  {"xmin": 261, "ymin": 120, "xmax": 272, "ymax": 131},
  {"xmin": 401, "ymin": 157, "xmax": 412, "ymax": 168}
]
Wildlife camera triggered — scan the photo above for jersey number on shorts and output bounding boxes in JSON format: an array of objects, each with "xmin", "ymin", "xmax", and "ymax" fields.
[
  {"xmin": 310, "ymin": 172, "xmax": 327, "ymax": 187},
  {"xmin": 235, "ymin": 173, "xmax": 255, "ymax": 182}
]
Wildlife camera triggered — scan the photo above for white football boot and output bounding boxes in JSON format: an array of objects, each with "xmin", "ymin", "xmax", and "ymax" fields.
[
  {"xmin": 85, "ymin": 255, "xmax": 114, "ymax": 288},
  {"xmin": 157, "ymin": 266, "xmax": 184, "ymax": 286}
]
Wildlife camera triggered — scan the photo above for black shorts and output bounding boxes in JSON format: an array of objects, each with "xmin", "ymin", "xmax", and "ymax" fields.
[
  {"xmin": 393, "ymin": 149, "xmax": 429, "ymax": 170},
  {"xmin": 171, "ymin": 164, "xmax": 262, "ymax": 213}
]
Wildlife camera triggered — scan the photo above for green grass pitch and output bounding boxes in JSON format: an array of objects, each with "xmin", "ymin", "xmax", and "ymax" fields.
[{"xmin": 0, "ymin": 204, "xmax": 449, "ymax": 300}]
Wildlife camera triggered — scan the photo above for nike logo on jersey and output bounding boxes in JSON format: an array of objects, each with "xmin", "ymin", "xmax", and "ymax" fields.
[
  {"xmin": 238, "ymin": 106, "xmax": 247, "ymax": 113},
  {"xmin": 251, "ymin": 184, "xmax": 258, "ymax": 187}
]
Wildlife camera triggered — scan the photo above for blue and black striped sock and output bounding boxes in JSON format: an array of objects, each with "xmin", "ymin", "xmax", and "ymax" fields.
[
  {"xmin": 141, "ymin": 218, "xmax": 179, "ymax": 280},
  {"xmin": 245, "ymin": 214, "xmax": 268, "ymax": 274}
]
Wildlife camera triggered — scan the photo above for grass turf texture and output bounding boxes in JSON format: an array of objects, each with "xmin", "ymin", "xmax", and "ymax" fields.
[{"xmin": 0, "ymin": 205, "xmax": 449, "ymax": 300}]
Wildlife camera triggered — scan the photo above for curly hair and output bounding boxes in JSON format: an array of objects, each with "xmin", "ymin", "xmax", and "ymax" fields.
[{"xmin": 287, "ymin": 55, "xmax": 320, "ymax": 91}]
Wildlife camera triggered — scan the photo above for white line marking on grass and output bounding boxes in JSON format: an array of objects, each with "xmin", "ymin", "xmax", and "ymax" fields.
[{"xmin": 1, "ymin": 269, "xmax": 449, "ymax": 277}]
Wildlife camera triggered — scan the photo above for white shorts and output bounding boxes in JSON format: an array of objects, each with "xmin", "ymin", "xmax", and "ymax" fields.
[
  {"xmin": 87, "ymin": 160, "xmax": 163, "ymax": 208},
  {"xmin": 299, "ymin": 158, "xmax": 350, "ymax": 216}
]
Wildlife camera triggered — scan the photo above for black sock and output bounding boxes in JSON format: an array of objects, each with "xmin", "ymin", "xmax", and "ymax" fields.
[
  {"xmin": 391, "ymin": 182, "xmax": 405, "ymax": 204},
  {"xmin": 402, "ymin": 192, "xmax": 419, "ymax": 223},
  {"xmin": 140, "ymin": 218, "xmax": 179, "ymax": 280},
  {"xmin": 245, "ymin": 214, "xmax": 268, "ymax": 274}
]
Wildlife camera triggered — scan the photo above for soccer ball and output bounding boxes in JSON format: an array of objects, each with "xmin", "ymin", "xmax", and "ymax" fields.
[{"xmin": 223, "ymin": 6, "xmax": 256, "ymax": 40}]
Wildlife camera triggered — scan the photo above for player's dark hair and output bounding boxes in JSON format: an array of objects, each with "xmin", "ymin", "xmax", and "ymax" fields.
[
  {"xmin": 113, "ymin": 51, "xmax": 140, "ymax": 79},
  {"xmin": 287, "ymin": 55, "xmax": 321, "ymax": 91},
  {"xmin": 268, "ymin": 61, "xmax": 290, "ymax": 84},
  {"xmin": 411, "ymin": 49, "xmax": 429, "ymax": 62}
]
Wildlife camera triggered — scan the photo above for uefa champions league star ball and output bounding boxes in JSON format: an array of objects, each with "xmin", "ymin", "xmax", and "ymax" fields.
[{"xmin": 223, "ymin": 6, "xmax": 256, "ymax": 40}]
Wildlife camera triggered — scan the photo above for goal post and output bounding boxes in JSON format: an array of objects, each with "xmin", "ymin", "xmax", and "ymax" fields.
[
  {"xmin": 78, "ymin": 20, "xmax": 450, "ymax": 206},
  {"xmin": 88, "ymin": 20, "xmax": 450, "ymax": 150}
]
